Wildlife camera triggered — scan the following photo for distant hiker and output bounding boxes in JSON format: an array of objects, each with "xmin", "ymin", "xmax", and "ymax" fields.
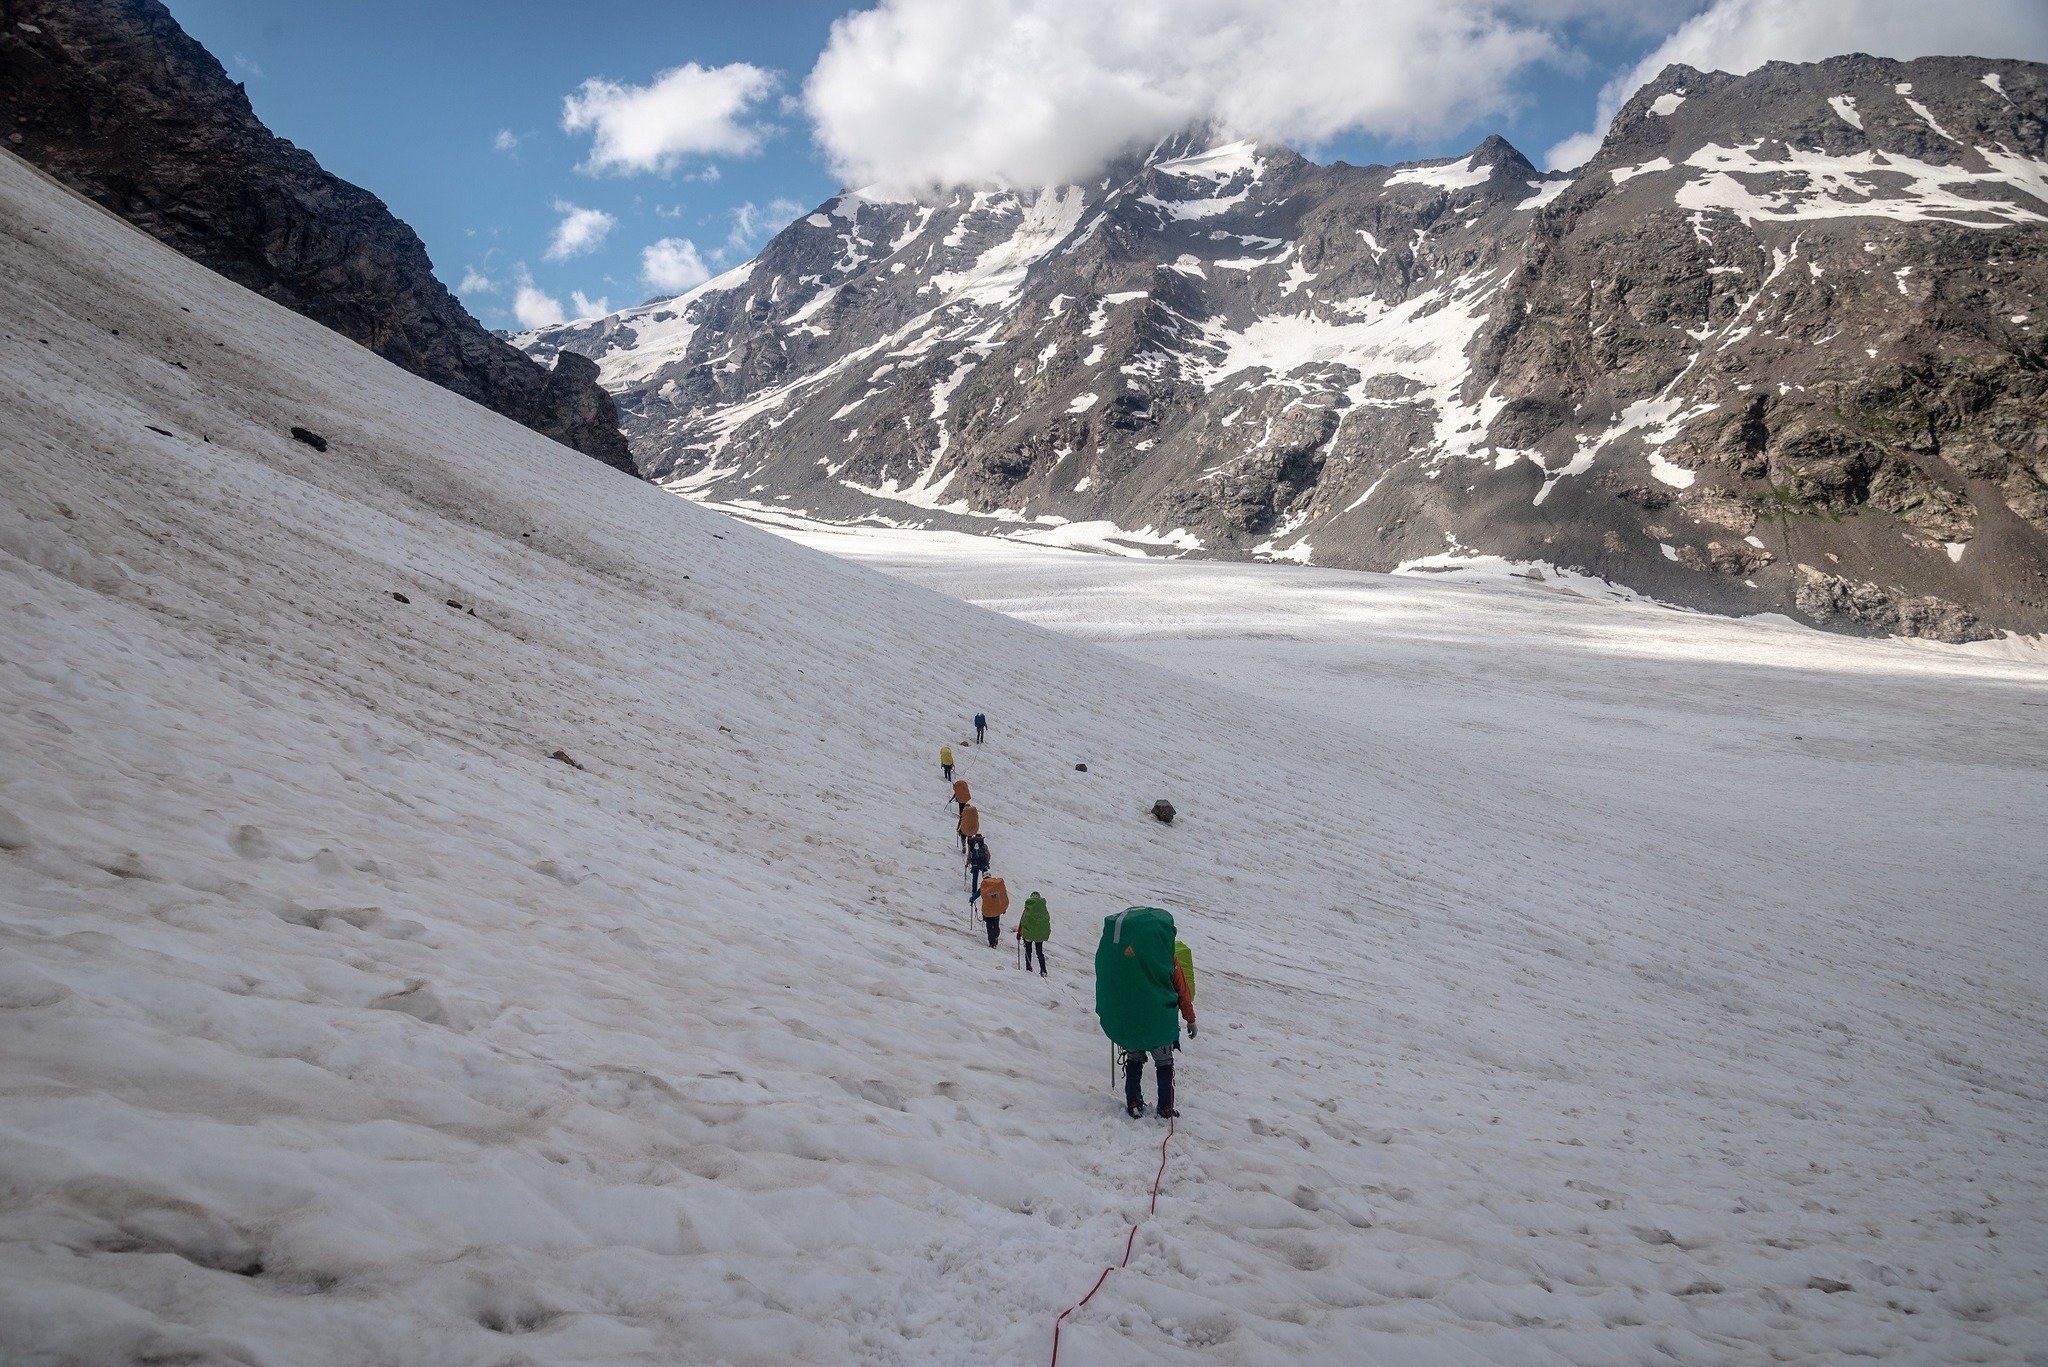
[
  {"xmin": 1095, "ymin": 906, "xmax": 1197, "ymax": 1119},
  {"xmin": 957, "ymin": 802, "xmax": 980, "ymax": 852},
  {"xmin": 1018, "ymin": 890, "xmax": 1050, "ymax": 976},
  {"xmin": 974, "ymin": 712, "xmax": 987, "ymax": 743},
  {"xmin": 951, "ymin": 777, "xmax": 972, "ymax": 812},
  {"xmin": 979, "ymin": 874, "xmax": 1010, "ymax": 947},
  {"xmin": 940, "ymin": 744, "xmax": 954, "ymax": 781},
  {"xmin": 965, "ymin": 833, "xmax": 991, "ymax": 898}
]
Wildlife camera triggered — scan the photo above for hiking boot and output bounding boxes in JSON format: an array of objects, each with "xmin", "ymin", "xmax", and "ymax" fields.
[
  {"xmin": 1125, "ymin": 1101, "xmax": 1147, "ymax": 1119},
  {"xmin": 1038, "ymin": 968, "xmax": 1047, "ymax": 977},
  {"xmin": 1157, "ymin": 1106, "xmax": 1179, "ymax": 1119}
]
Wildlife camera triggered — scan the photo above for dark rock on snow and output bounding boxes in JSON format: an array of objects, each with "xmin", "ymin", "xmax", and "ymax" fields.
[
  {"xmin": 0, "ymin": 0, "xmax": 637, "ymax": 475},
  {"xmin": 289, "ymin": 426, "xmax": 327, "ymax": 452},
  {"xmin": 1151, "ymin": 800, "xmax": 1176, "ymax": 825}
]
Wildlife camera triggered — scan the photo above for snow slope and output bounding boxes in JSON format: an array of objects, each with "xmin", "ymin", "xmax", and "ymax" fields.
[{"xmin": 3, "ymin": 146, "xmax": 2047, "ymax": 1367}]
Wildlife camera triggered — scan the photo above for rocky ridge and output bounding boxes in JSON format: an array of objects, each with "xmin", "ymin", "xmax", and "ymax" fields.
[
  {"xmin": 522, "ymin": 55, "xmax": 2048, "ymax": 639},
  {"xmin": 0, "ymin": 0, "xmax": 636, "ymax": 475}
]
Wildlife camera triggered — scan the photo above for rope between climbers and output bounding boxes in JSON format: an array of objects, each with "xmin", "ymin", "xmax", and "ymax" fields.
[{"xmin": 1048, "ymin": 1113, "xmax": 1175, "ymax": 1365}]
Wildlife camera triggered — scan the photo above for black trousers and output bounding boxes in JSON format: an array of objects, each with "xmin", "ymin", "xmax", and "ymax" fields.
[
  {"xmin": 983, "ymin": 916, "xmax": 1001, "ymax": 946},
  {"xmin": 1123, "ymin": 1046, "xmax": 1175, "ymax": 1114},
  {"xmin": 1021, "ymin": 940, "xmax": 1045, "ymax": 972}
]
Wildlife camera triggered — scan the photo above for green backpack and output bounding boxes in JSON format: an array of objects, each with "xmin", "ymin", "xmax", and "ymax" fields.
[
  {"xmin": 1019, "ymin": 892, "xmax": 1051, "ymax": 942},
  {"xmin": 1094, "ymin": 906, "xmax": 1181, "ymax": 1051}
]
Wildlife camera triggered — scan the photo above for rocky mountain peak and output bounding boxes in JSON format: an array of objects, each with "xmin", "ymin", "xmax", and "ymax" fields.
[{"xmin": 517, "ymin": 55, "xmax": 2048, "ymax": 640}]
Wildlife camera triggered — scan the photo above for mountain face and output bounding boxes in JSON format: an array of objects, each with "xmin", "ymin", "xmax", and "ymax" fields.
[
  {"xmin": 520, "ymin": 55, "xmax": 2048, "ymax": 640},
  {"xmin": 0, "ymin": 0, "xmax": 637, "ymax": 475}
]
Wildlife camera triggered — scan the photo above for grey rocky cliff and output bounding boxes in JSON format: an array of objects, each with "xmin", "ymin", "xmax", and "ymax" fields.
[
  {"xmin": 0, "ymin": 0, "xmax": 637, "ymax": 476},
  {"xmin": 519, "ymin": 56, "xmax": 2048, "ymax": 640}
]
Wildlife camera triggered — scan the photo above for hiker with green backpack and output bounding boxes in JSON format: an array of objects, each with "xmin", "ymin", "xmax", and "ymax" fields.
[
  {"xmin": 1094, "ymin": 907, "xmax": 1197, "ymax": 1119},
  {"xmin": 1017, "ymin": 890, "xmax": 1050, "ymax": 976}
]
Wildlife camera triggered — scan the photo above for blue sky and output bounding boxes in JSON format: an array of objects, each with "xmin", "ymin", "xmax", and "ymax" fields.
[{"xmin": 158, "ymin": 0, "xmax": 2036, "ymax": 331}]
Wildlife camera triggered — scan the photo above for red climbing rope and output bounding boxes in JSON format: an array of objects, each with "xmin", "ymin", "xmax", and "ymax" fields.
[{"xmin": 1048, "ymin": 1112, "xmax": 1176, "ymax": 1365}]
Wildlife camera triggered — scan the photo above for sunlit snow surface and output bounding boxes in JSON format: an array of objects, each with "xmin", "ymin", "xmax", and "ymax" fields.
[{"xmin": 3, "ymin": 148, "xmax": 2047, "ymax": 1366}]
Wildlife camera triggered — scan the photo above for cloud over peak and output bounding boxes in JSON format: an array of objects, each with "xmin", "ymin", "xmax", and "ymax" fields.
[
  {"xmin": 642, "ymin": 237, "xmax": 712, "ymax": 293},
  {"xmin": 803, "ymin": 0, "xmax": 1571, "ymax": 192},
  {"xmin": 1544, "ymin": 0, "xmax": 2048, "ymax": 167},
  {"xmin": 563, "ymin": 62, "xmax": 777, "ymax": 176}
]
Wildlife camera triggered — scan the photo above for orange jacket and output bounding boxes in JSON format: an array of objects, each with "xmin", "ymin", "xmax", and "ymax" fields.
[
  {"xmin": 957, "ymin": 805, "xmax": 979, "ymax": 837},
  {"xmin": 952, "ymin": 779, "xmax": 971, "ymax": 805},
  {"xmin": 979, "ymin": 876, "xmax": 1009, "ymax": 920},
  {"xmin": 1171, "ymin": 963, "xmax": 1196, "ymax": 1025}
]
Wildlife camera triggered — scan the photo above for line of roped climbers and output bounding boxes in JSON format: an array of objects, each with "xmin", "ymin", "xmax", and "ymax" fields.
[{"xmin": 940, "ymin": 717, "xmax": 1197, "ymax": 1121}]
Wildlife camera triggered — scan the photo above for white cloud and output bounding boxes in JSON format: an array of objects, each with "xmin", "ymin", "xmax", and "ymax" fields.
[
  {"xmin": 563, "ymin": 62, "xmax": 777, "ymax": 176},
  {"xmin": 570, "ymin": 291, "xmax": 611, "ymax": 320},
  {"xmin": 1544, "ymin": 129, "xmax": 1606, "ymax": 170},
  {"xmin": 493, "ymin": 129, "xmax": 519, "ymax": 153},
  {"xmin": 457, "ymin": 268, "xmax": 497, "ymax": 294},
  {"xmin": 544, "ymin": 201, "xmax": 616, "ymax": 261},
  {"xmin": 723, "ymin": 198, "xmax": 805, "ymax": 259},
  {"xmin": 513, "ymin": 280, "xmax": 567, "ymax": 329},
  {"xmin": 642, "ymin": 237, "xmax": 712, "ymax": 292},
  {"xmin": 1545, "ymin": 0, "xmax": 2048, "ymax": 167},
  {"xmin": 804, "ymin": 0, "xmax": 1586, "ymax": 192}
]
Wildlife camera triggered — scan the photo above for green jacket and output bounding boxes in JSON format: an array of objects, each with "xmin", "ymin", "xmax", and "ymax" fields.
[
  {"xmin": 1019, "ymin": 892, "xmax": 1050, "ymax": 942},
  {"xmin": 1094, "ymin": 906, "xmax": 1180, "ymax": 1050}
]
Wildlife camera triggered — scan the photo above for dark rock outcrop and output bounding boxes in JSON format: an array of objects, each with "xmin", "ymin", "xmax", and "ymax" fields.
[{"xmin": 0, "ymin": 0, "xmax": 637, "ymax": 475}]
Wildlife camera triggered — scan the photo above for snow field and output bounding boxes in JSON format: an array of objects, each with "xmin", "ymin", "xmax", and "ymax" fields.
[{"xmin": 1, "ymin": 146, "xmax": 2046, "ymax": 1367}]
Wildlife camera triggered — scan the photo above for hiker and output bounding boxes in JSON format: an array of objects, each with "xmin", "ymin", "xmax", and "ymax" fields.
[
  {"xmin": 974, "ymin": 711, "xmax": 987, "ymax": 743},
  {"xmin": 1018, "ymin": 890, "xmax": 1050, "ymax": 976},
  {"xmin": 957, "ymin": 802, "xmax": 980, "ymax": 852},
  {"xmin": 940, "ymin": 744, "xmax": 954, "ymax": 781},
  {"xmin": 1094, "ymin": 906, "xmax": 1197, "ymax": 1119},
  {"xmin": 951, "ymin": 777, "xmax": 972, "ymax": 813},
  {"xmin": 979, "ymin": 874, "xmax": 1010, "ymax": 947},
  {"xmin": 964, "ymin": 832, "xmax": 990, "ymax": 899}
]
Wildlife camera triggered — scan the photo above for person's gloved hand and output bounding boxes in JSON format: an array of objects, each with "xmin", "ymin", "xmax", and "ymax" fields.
[{"xmin": 1188, "ymin": 1019, "xmax": 1197, "ymax": 1039}]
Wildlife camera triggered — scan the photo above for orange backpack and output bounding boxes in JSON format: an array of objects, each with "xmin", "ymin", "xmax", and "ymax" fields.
[{"xmin": 979, "ymin": 876, "xmax": 1009, "ymax": 919}]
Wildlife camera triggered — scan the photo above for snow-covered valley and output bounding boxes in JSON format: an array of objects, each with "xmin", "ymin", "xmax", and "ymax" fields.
[{"xmin": 3, "ymin": 145, "xmax": 2046, "ymax": 1367}]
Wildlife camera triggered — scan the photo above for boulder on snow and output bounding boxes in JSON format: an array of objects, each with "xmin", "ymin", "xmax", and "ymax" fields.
[
  {"xmin": 550, "ymin": 748, "xmax": 582, "ymax": 770},
  {"xmin": 289, "ymin": 425, "xmax": 327, "ymax": 451},
  {"xmin": 1151, "ymin": 799, "xmax": 1176, "ymax": 825},
  {"xmin": 1074, "ymin": 763, "xmax": 1087, "ymax": 772}
]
